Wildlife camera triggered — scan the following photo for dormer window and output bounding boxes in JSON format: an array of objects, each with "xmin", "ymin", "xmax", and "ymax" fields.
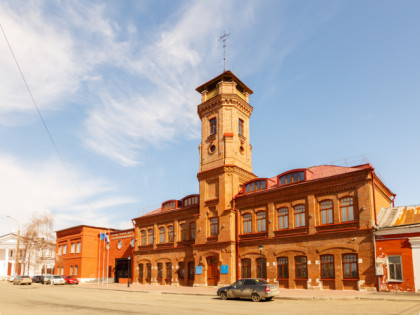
[
  {"xmin": 162, "ymin": 200, "xmax": 177, "ymax": 211},
  {"xmin": 244, "ymin": 179, "xmax": 267, "ymax": 193},
  {"xmin": 279, "ymin": 171, "xmax": 305, "ymax": 186},
  {"xmin": 182, "ymin": 195, "xmax": 199, "ymax": 207},
  {"xmin": 210, "ymin": 118, "xmax": 217, "ymax": 135}
]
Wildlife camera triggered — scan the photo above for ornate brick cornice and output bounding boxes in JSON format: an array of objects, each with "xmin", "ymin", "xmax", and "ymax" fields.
[
  {"xmin": 197, "ymin": 94, "xmax": 253, "ymax": 119},
  {"xmin": 197, "ymin": 164, "xmax": 256, "ymax": 182}
]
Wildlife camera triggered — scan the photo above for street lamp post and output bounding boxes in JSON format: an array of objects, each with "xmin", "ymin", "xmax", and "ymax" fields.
[
  {"xmin": 6, "ymin": 216, "xmax": 20, "ymax": 276},
  {"xmin": 127, "ymin": 256, "xmax": 131, "ymax": 288},
  {"xmin": 258, "ymin": 245, "xmax": 263, "ymax": 279}
]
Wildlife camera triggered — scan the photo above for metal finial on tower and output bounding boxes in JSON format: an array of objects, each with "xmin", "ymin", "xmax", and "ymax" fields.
[{"xmin": 219, "ymin": 31, "xmax": 230, "ymax": 72}]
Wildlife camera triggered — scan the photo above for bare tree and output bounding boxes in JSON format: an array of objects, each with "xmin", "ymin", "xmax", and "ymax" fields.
[{"xmin": 22, "ymin": 214, "xmax": 56, "ymax": 275}]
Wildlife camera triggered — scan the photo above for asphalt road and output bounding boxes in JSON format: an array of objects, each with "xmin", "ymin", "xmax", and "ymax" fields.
[{"xmin": 1, "ymin": 282, "xmax": 420, "ymax": 315}]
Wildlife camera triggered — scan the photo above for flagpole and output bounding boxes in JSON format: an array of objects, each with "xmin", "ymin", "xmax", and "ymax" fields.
[
  {"xmin": 97, "ymin": 231, "xmax": 101, "ymax": 286},
  {"xmin": 102, "ymin": 235, "xmax": 105, "ymax": 285},
  {"xmin": 107, "ymin": 230, "xmax": 110, "ymax": 286}
]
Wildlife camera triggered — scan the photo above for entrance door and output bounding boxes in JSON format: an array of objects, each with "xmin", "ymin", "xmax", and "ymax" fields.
[
  {"xmin": 115, "ymin": 258, "xmax": 130, "ymax": 283},
  {"xmin": 206, "ymin": 256, "xmax": 219, "ymax": 286}
]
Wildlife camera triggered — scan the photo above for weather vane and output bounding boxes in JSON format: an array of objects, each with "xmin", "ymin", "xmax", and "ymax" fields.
[{"xmin": 219, "ymin": 31, "xmax": 230, "ymax": 72}]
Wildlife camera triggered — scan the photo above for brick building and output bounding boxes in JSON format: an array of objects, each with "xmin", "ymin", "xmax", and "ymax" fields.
[
  {"xmin": 55, "ymin": 225, "xmax": 128, "ymax": 282},
  {"xmin": 375, "ymin": 205, "xmax": 420, "ymax": 292},
  {"xmin": 131, "ymin": 70, "xmax": 395, "ymax": 290}
]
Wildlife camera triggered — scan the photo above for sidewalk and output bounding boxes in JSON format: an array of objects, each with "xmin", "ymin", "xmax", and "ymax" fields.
[{"xmin": 78, "ymin": 282, "xmax": 420, "ymax": 302}]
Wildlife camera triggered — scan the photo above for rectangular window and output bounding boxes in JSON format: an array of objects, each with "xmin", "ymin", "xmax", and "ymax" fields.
[
  {"xmin": 148, "ymin": 229, "xmax": 154, "ymax": 245},
  {"xmin": 180, "ymin": 224, "xmax": 187, "ymax": 241},
  {"xmin": 321, "ymin": 255, "xmax": 335, "ymax": 279},
  {"xmin": 77, "ymin": 242, "xmax": 81, "ymax": 253},
  {"xmin": 210, "ymin": 218, "xmax": 218, "ymax": 236},
  {"xmin": 166, "ymin": 263, "xmax": 172, "ymax": 278},
  {"xmin": 188, "ymin": 262, "xmax": 195, "ymax": 280},
  {"xmin": 70, "ymin": 265, "xmax": 73, "ymax": 276},
  {"xmin": 58, "ymin": 246, "xmax": 62, "ymax": 255},
  {"xmin": 159, "ymin": 227, "xmax": 166, "ymax": 243},
  {"xmin": 141, "ymin": 231, "xmax": 147, "ymax": 245},
  {"xmin": 168, "ymin": 226, "xmax": 174, "ymax": 242},
  {"xmin": 71, "ymin": 243, "xmax": 75, "ymax": 254},
  {"xmin": 241, "ymin": 259, "xmax": 251, "ymax": 278},
  {"xmin": 278, "ymin": 208, "xmax": 289, "ymax": 229},
  {"xmin": 257, "ymin": 258, "xmax": 267, "ymax": 278},
  {"xmin": 295, "ymin": 256, "xmax": 308, "ymax": 279},
  {"xmin": 243, "ymin": 214, "xmax": 252, "ymax": 233},
  {"xmin": 388, "ymin": 255, "xmax": 403, "ymax": 281},
  {"xmin": 238, "ymin": 119, "xmax": 244, "ymax": 136},
  {"xmin": 157, "ymin": 263, "xmax": 163, "ymax": 279},
  {"xmin": 146, "ymin": 263, "xmax": 152, "ymax": 278},
  {"xmin": 342, "ymin": 254, "xmax": 358, "ymax": 279},
  {"xmin": 277, "ymin": 257, "xmax": 289, "ymax": 279},
  {"xmin": 178, "ymin": 262, "xmax": 185, "ymax": 279},
  {"xmin": 340, "ymin": 197, "xmax": 354, "ymax": 222},
  {"xmin": 75, "ymin": 265, "xmax": 78, "ymax": 276},
  {"xmin": 139, "ymin": 264, "xmax": 144, "ymax": 279},
  {"xmin": 63, "ymin": 244, "xmax": 67, "ymax": 255},
  {"xmin": 294, "ymin": 205, "xmax": 306, "ymax": 227},
  {"xmin": 320, "ymin": 200, "xmax": 333, "ymax": 225},
  {"xmin": 190, "ymin": 222, "xmax": 196, "ymax": 240},
  {"xmin": 257, "ymin": 212, "xmax": 266, "ymax": 232},
  {"xmin": 210, "ymin": 118, "xmax": 217, "ymax": 135}
]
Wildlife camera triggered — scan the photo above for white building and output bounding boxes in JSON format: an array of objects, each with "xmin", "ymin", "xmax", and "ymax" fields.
[{"xmin": 0, "ymin": 233, "xmax": 55, "ymax": 279}]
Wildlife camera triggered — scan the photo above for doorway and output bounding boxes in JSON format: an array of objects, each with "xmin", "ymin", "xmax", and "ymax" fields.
[
  {"xmin": 206, "ymin": 256, "xmax": 219, "ymax": 286},
  {"xmin": 115, "ymin": 258, "xmax": 130, "ymax": 283}
]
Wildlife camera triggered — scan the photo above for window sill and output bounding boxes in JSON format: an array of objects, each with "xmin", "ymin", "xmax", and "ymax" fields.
[
  {"xmin": 387, "ymin": 280, "xmax": 403, "ymax": 283},
  {"xmin": 239, "ymin": 232, "xmax": 268, "ymax": 240},
  {"xmin": 343, "ymin": 278, "xmax": 359, "ymax": 281},
  {"xmin": 206, "ymin": 236, "xmax": 218, "ymax": 242},
  {"xmin": 274, "ymin": 227, "xmax": 308, "ymax": 238}
]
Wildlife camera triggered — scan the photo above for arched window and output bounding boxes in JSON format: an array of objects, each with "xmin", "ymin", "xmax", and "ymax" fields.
[
  {"xmin": 166, "ymin": 262, "xmax": 172, "ymax": 278},
  {"xmin": 241, "ymin": 258, "xmax": 251, "ymax": 278},
  {"xmin": 277, "ymin": 257, "xmax": 289, "ymax": 279},
  {"xmin": 294, "ymin": 205, "xmax": 306, "ymax": 227},
  {"xmin": 159, "ymin": 227, "xmax": 165, "ymax": 243},
  {"xmin": 257, "ymin": 211, "xmax": 266, "ymax": 232},
  {"xmin": 320, "ymin": 200, "xmax": 333, "ymax": 225},
  {"xmin": 157, "ymin": 263, "xmax": 163, "ymax": 279},
  {"xmin": 190, "ymin": 222, "xmax": 196, "ymax": 240},
  {"xmin": 278, "ymin": 207, "xmax": 289, "ymax": 229},
  {"xmin": 340, "ymin": 197, "xmax": 354, "ymax": 222},
  {"xmin": 243, "ymin": 213, "xmax": 252, "ymax": 233},
  {"xmin": 138, "ymin": 264, "xmax": 143, "ymax": 279},
  {"xmin": 178, "ymin": 262, "xmax": 185, "ymax": 279},
  {"xmin": 146, "ymin": 263, "xmax": 152, "ymax": 278},
  {"xmin": 210, "ymin": 118, "xmax": 217, "ymax": 135},
  {"xmin": 320, "ymin": 255, "xmax": 335, "ymax": 279}
]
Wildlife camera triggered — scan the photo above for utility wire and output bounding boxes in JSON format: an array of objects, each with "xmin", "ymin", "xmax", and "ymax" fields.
[{"xmin": 0, "ymin": 23, "xmax": 96, "ymax": 213}]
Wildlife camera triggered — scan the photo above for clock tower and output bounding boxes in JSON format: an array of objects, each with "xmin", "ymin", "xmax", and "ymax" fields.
[{"xmin": 194, "ymin": 71, "xmax": 257, "ymax": 285}]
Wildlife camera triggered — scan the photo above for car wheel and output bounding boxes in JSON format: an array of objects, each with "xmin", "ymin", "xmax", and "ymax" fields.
[
  {"xmin": 251, "ymin": 293, "xmax": 261, "ymax": 302},
  {"xmin": 220, "ymin": 291, "xmax": 228, "ymax": 300},
  {"xmin": 265, "ymin": 297, "xmax": 273, "ymax": 301}
]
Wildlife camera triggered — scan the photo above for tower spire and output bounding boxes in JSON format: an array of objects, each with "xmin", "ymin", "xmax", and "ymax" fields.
[{"xmin": 219, "ymin": 31, "xmax": 230, "ymax": 72}]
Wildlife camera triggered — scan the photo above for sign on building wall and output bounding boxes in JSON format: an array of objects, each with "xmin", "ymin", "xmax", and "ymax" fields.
[
  {"xmin": 221, "ymin": 265, "xmax": 228, "ymax": 274},
  {"xmin": 196, "ymin": 266, "xmax": 203, "ymax": 275}
]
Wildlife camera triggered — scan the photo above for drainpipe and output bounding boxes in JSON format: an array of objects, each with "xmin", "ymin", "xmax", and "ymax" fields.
[
  {"xmin": 370, "ymin": 170, "xmax": 379, "ymax": 292},
  {"xmin": 371, "ymin": 171, "xmax": 378, "ymax": 226},
  {"xmin": 232, "ymin": 194, "xmax": 240, "ymax": 281}
]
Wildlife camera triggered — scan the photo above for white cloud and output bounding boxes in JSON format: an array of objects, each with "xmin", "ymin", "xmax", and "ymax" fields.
[{"xmin": 0, "ymin": 153, "xmax": 137, "ymax": 234}]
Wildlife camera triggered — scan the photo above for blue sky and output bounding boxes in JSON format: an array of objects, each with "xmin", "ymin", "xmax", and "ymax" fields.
[{"xmin": 0, "ymin": 0, "xmax": 419, "ymax": 234}]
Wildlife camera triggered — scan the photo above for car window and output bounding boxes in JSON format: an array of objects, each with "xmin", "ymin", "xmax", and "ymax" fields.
[
  {"xmin": 53, "ymin": 276, "xmax": 62, "ymax": 279},
  {"xmin": 244, "ymin": 279, "xmax": 256, "ymax": 286},
  {"xmin": 255, "ymin": 279, "xmax": 269, "ymax": 285},
  {"xmin": 233, "ymin": 280, "xmax": 244, "ymax": 288}
]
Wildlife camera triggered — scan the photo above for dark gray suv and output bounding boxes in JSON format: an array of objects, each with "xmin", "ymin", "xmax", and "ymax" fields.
[{"xmin": 217, "ymin": 278, "xmax": 279, "ymax": 302}]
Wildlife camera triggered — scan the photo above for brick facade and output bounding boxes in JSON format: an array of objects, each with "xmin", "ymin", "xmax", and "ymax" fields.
[{"xmin": 131, "ymin": 71, "xmax": 394, "ymax": 290}]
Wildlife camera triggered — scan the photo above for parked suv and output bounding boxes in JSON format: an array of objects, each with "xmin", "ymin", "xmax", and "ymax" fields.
[
  {"xmin": 43, "ymin": 275, "xmax": 65, "ymax": 285},
  {"xmin": 32, "ymin": 275, "xmax": 44, "ymax": 283},
  {"xmin": 217, "ymin": 278, "xmax": 279, "ymax": 302}
]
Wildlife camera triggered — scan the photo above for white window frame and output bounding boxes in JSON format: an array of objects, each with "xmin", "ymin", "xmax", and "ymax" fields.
[{"xmin": 387, "ymin": 255, "xmax": 403, "ymax": 282}]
